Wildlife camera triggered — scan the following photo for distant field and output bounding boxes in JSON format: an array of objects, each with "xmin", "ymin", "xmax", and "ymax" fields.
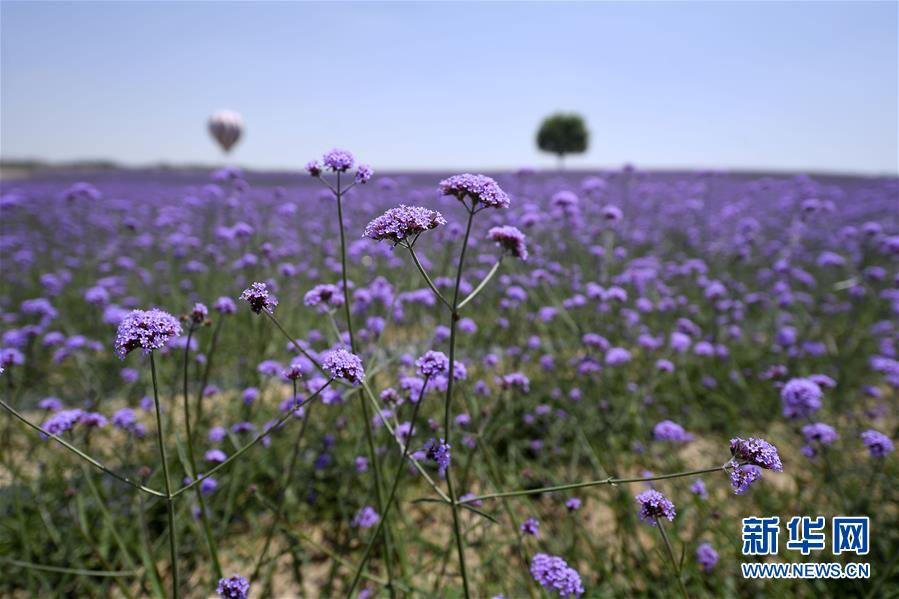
[{"xmin": 1, "ymin": 165, "xmax": 896, "ymax": 597}]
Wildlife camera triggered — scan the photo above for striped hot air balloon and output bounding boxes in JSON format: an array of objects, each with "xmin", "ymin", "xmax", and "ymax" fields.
[{"xmin": 208, "ymin": 110, "xmax": 243, "ymax": 153}]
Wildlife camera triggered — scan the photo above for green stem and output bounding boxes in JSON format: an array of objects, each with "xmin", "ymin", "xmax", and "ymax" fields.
[
  {"xmin": 336, "ymin": 173, "xmax": 357, "ymax": 353},
  {"xmin": 334, "ymin": 170, "xmax": 397, "ymax": 595},
  {"xmin": 657, "ymin": 520, "xmax": 689, "ymax": 599},
  {"xmin": 182, "ymin": 325, "xmax": 223, "ymax": 579},
  {"xmin": 459, "ymin": 465, "xmax": 728, "ymax": 503},
  {"xmin": 150, "ymin": 354, "xmax": 179, "ymax": 599},
  {"xmin": 347, "ymin": 377, "xmax": 430, "ymax": 596},
  {"xmin": 0, "ymin": 557, "xmax": 138, "ymax": 578},
  {"xmin": 408, "ymin": 247, "xmax": 452, "ymax": 309},
  {"xmin": 251, "ymin": 380, "xmax": 316, "ymax": 581},
  {"xmin": 195, "ymin": 317, "xmax": 223, "ymax": 429},
  {"xmin": 457, "ymin": 259, "xmax": 502, "ymax": 310},
  {"xmin": 359, "ymin": 381, "xmax": 450, "ymax": 502},
  {"xmin": 444, "ymin": 206, "xmax": 475, "ymax": 598}
]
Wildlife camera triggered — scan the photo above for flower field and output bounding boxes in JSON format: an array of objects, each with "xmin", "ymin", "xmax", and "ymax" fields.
[{"xmin": 0, "ymin": 160, "xmax": 897, "ymax": 597}]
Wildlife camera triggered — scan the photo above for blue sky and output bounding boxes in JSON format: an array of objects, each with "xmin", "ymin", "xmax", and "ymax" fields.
[{"xmin": 2, "ymin": 1, "xmax": 897, "ymax": 174}]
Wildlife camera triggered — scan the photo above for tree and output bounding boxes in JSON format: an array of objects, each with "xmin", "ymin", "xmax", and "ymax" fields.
[{"xmin": 536, "ymin": 113, "xmax": 589, "ymax": 169}]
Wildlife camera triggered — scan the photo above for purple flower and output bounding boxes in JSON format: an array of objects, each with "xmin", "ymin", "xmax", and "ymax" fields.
[
  {"xmin": 201, "ymin": 476, "xmax": 218, "ymax": 495},
  {"xmin": 520, "ymin": 517, "xmax": 540, "ymax": 537},
  {"xmin": 205, "ymin": 449, "xmax": 227, "ymax": 463},
  {"xmin": 242, "ymin": 387, "xmax": 260, "ymax": 405},
  {"xmin": 208, "ymin": 426, "xmax": 227, "ymax": 443},
  {"xmin": 239, "ymin": 282, "xmax": 278, "ymax": 315},
  {"xmin": 500, "ymin": 372, "xmax": 530, "ymax": 393},
  {"xmin": 424, "ymin": 437, "xmax": 451, "ymax": 477},
  {"xmin": 415, "ymin": 350, "xmax": 449, "ymax": 377},
  {"xmin": 282, "ymin": 363, "xmax": 303, "ymax": 381},
  {"xmin": 635, "ymin": 489, "xmax": 676, "ymax": 525},
  {"xmin": 861, "ymin": 429, "xmax": 894, "ymax": 457},
  {"xmin": 605, "ymin": 347, "xmax": 632, "ymax": 366},
  {"xmin": 355, "ymin": 164, "xmax": 373, "ymax": 184},
  {"xmin": 114, "ymin": 309, "xmax": 182, "ymax": 359},
  {"xmin": 38, "ymin": 397, "xmax": 63, "ymax": 411},
  {"xmin": 79, "ymin": 412, "xmax": 108, "ymax": 428},
  {"xmin": 322, "ymin": 148, "xmax": 354, "ymax": 172},
  {"xmin": 352, "ymin": 506, "xmax": 380, "ymax": 529},
  {"xmin": 323, "ymin": 348, "xmax": 365, "ymax": 384},
  {"xmin": 488, "ymin": 226, "xmax": 529, "ymax": 260},
  {"xmin": 363, "ymin": 205, "xmax": 446, "ymax": 245},
  {"xmin": 214, "ymin": 296, "xmax": 237, "ymax": 315},
  {"xmin": 190, "ymin": 303, "xmax": 208, "ymax": 324},
  {"xmin": 565, "ymin": 497, "xmax": 582, "ymax": 511},
  {"xmin": 529, "ymin": 553, "xmax": 585, "ymax": 598},
  {"xmin": 653, "ymin": 420, "xmax": 694, "ymax": 443},
  {"xmin": 730, "ymin": 437, "xmax": 784, "ymax": 471},
  {"xmin": 602, "ymin": 204, "xmax": 623, "ymax": 222},
  {"xmin": 696, "ymin": 543, "xmax": 719, "ymax": 572},
  {"xmin": 439, "ymin": 173, "xmax": 511, "ymax": 209},
  {"xmin": 305, "ymin": 160, "xmax": 322, "ymax": 176},
  {"xmin": 730, "ymin": 464, "xmax": 762, "ymax": 494},
  {"xmin": 656, "ymin": 359, "xmax": 675, "ymax": 374},
  {"xmin": 304, "ymin": 284, "xmax": 344, "ymax": 310},
  {"xmin": 111, "ymin": 407, "xmax": 138, "ymax": 428},
  {"xmin": 780, "ymin": 378, "xmax": 823, "ymax": 419},
  {"xmin": 800, "ymin": 422, "xmax": 839, "ymax": 457},
  {"xmin": 42, "ymin": 409, "xmax": 84, "ymax": 436},
  {"xmin": 690, "ymin": 479, "xmax": 708, "ymax": 500},
  {"xmin": 216, "ymin": 574, "xmax": 250, "ymax": 599}
]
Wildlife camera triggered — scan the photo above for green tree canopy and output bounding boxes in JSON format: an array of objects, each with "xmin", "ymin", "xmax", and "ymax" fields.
[{"xmin": 536, "ymin": 113, "xmax": 589, "ymax": 165}]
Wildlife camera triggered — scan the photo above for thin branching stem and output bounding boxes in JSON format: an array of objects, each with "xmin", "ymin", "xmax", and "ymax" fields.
[
  {"xmin": 149, "ymin": 354, "xmax": 179, "ymax": 599},
  {"xmin": 181, "ymin": 324, "xmax": 222, "ymax": 579},
  {"xmin": 347, "ymin": 376, "xmax": 430, "ymax": 596},
  {"xmin": 455, "ymin": 464, "xmax": 729, "ymax": 503},
  {"xmin": 457, "ymin": 259, "xmax": 502, "ymax": 310},
  {"xmin": 444, "ymin": 205, "xmax": 475, "ymax": 598},
  {"xmin": 407, "ymin": 246, "xmax": 452, "ymax": 309},
  {"xmin": 657, "ymin": 520, "xmax": 689, "ymax": 599}
]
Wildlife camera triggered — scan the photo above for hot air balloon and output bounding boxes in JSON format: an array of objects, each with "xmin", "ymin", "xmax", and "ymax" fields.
[{"xmin": 208, "ymin": 110, "xmax": 243, "ymax": 153}]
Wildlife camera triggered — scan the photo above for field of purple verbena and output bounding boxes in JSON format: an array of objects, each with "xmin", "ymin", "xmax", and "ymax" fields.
[{"xmin": 0, "ymin": 165, "xmax": 897, "ymax": 597}]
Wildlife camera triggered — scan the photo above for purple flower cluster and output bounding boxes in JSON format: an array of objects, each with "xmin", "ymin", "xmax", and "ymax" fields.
[
  {"xmin": 216, "ymin": 574, "xmax": 250, "ymax": 599},
  {"xmin": 520, "ymin": 517, "xmax": 540, "ymax": 537},
  {"xmin": 800, "ymin": 422, "xmax": 839, "ymax": 457},
  {"xmin": 42, "ymin": 409, "xmax": 84, "ymax": 436},
  {"xmin": 861, "ymin": 429, "xmax": 894, "ymax": 457},
  {"xmin": 323, "ymin": 348, "xmax": 365, "ymax": 385},
  {"xmin": 439, "ymin": 174, "xmax": 511, "ymax": 209},
  {"xmin": 355, "ymin": 164, "xmax": 374, "ymax": 184},
  {"xmin": 635, "ymin": 489, "xmax": 676, "ymax": 525},
  {"xmin": 529, "ymin": 553, "xmax": 585, "ymax": 598},
  {"xmin": 114, "ymin": 309, "xmax": 182, "ymax": 359},
  {"xmin": 730, "ymin": 464, "xmax": 762, "ymax": 494},
  {"xmin": 652, "ymin": 420, "xmax": 694, "ymax": 443},
  {"xmin": 322, "ymin": 148, "xmax": 355, "ymax": 172},
  {"xmin": 239, "ymin": 282, "xmax": 278, "ymax": 314},
  {"xmin": 729, "ymin": 437, "xmax": 784, "ymax": 471},
  {"xmin": 424, "ymin": 437, "xmax": 451, "ymax": 477},
  {"xmin": 352, "ymin": 506, "xmax": 380, "ymax": 529},
  {"xmin": 363, "ymin": 205, "xmax": 446, "ymax": 245},
  {"xmin": 304, "ymin": 284, "xmax": 344, "ymax": 310},
  {"xmin": 415, "ymin": 350, "xmax": 449, "ymax": 377},
  {"xmin": 487, "ymin": 225, "xmax": 528, "ymax": 260},
  {"xmin": 696, "ymin": 543, "xmax": 719, "ymax": 572},
  {"xmin": 190, "ymin": 302, "xmax": 208, "ymax": 324},
  {"xmin": 780, "ymin": 377, "xmax": 823, "ymax": 419}
]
